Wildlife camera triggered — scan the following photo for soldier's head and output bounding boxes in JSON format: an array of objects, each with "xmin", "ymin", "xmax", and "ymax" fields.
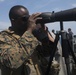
[
  {"xmin": 68, "ymin": 28, "xmax": 71, "ymax": 32},
  {"xmin": 9, "ymin": 5, "xmax": 29, "ymax": 32}
]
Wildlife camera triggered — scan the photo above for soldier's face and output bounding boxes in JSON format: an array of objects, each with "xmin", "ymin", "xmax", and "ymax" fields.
[
  {"xmin": 15, "ymin": 16, "xmax": 28, "ymax": 30},
  {"xmin": 12, "ymin": 8, "xmax": 29, "ymax": 31}
]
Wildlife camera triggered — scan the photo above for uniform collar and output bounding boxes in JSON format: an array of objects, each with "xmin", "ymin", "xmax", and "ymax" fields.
[{"xmin": 4, "ymin": 28, "xmax": 20, "ymax": 39}]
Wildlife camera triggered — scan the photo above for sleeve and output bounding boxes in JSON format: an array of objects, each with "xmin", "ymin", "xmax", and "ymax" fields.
[
  {"xmin": 0, "ymin": 31, "xmax": 41, "ymax": 69},
  {"xmin": 19, "ymin": 31, "xmax": 41, "ymax": 55}
]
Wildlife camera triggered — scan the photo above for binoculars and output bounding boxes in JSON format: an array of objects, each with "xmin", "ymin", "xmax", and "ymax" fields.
[
  {"xmin": 36, "ymin": 8, "xmax": 76, "ymax": 24},
  {"xmin": 22, "ymin": 8, "xmax": 76, "ymax": 24}
]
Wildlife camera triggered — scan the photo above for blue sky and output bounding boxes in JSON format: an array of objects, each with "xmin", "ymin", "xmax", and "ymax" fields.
[{"xmin": 0, "ymin": 0, "xmax": 76, "ymax": 34}]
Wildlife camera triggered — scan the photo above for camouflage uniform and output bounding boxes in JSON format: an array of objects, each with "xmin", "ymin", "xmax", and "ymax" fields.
[
  {"xmin": 37, "ymin": 32, "xmax": 60, "ymax": 75},
  {"xmin": 0, "ymin": 28, "xmax": 42, "ymax": 75}
]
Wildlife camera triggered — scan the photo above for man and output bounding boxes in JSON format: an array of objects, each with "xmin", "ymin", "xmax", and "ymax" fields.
[
  {"xmin": 68, "ymin": 28, "xmax": 73, "ymax": 40},
  {"xmin": 33, "ymin": 23, "xmax": 60, "ymax": 75},
  {"xmin": 68, "ymin": 28, "xmax": 73, "ymax": 47},
  {"xmin": 0, "ymin": 5, "xmax": 42, "ymax": 75}
]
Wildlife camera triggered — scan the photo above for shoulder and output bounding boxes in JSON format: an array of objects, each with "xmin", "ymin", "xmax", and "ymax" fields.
[
  {"xmin": 0, "ymin": 30, "xmax": 7, "ymax": 41},
  {"xmin": 0, "ymin": 29, "xmax": 12, "ymax": 42}
]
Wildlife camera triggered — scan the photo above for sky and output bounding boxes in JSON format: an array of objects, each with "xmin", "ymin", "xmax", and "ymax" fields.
[{"xmin": 0, "ymin": 0, "xmax": 76, "ymax": 34}]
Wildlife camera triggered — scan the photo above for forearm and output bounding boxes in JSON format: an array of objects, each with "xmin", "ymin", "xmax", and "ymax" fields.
[{"xmin": 48, "ymin": 32, "xmax": 54, "ymax": 42}]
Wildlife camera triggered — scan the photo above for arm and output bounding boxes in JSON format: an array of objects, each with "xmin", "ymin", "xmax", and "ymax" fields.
[
  {"xmin": 44, "ymin": 26, "xmax": 55, "ymax": 42},
  {"xmin": 0, "ymin": 31, "xmax": 40, "ymax": 69},
  {"xmin": 0, "ymin": 13, "xmax": 42, "ymax": 69},
  {"xmin": 47, "ymin": 32, "xmax": 54, "ymax": 42}
]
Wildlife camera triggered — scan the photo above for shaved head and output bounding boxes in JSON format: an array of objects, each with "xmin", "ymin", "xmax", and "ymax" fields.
[
  {"xmin": 8, "ymin": 5, "xmax": 30, "ymax": 35},
  {"xmin": 9, "ymin": 5, "xmax": 29, "ymax": 20}
]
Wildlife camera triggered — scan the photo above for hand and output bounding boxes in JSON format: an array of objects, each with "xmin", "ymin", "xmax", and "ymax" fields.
[{"xmin": 27, "ymin": 13, "xmax": 42, "ymax": 32}]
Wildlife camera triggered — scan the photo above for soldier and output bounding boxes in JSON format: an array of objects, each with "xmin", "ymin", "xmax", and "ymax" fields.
[
  {"xmin": 0, "ymin": 5, "xmax": 42, "ymax": 75},
  {"xmin": 67, "ymin": 28, "xmax": 73, "ymax": 46},
  {"xmin": 33, "ymin": 23, "xmax": 60, "ymax": 75}
]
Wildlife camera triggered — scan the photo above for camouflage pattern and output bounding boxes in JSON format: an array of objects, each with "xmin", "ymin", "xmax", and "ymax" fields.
[
  {"xmin": 37, "ymin": 32, "xmax": 61, "ymax": 75},
  {"xmin": 0, "ymin": 29, "xmax": 40, "ymax": 69}
]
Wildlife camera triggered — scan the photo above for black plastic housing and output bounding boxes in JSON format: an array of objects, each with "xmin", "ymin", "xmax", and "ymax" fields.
[{"xmin": 36, "ymin": 8, "xmax": 76, "ymax": 24}]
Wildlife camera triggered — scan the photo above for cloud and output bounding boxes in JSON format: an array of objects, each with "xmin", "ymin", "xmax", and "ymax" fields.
[
  {"xmin": 72, "ymin": 3, "xmax": 76, "ymax": 7},
  {"xmin": 32, "ymin": 0, "xmax": 57, "ymax": 11},
  {"xmin": 53, "ymin": 8, "xmax": 62, "ymax": 12},
  {"xmin": 0, "ymin": 21, "xmax": 11, "ymax": 31},
  {"xmin": 0, "ymin": 0, "xmax": 4, "ymax": 2}
]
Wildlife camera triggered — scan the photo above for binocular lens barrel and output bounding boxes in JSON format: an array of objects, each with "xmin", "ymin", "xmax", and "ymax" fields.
[{"xmin": 36, "ymin": 8, "xmax": 76, "ymax": 23}]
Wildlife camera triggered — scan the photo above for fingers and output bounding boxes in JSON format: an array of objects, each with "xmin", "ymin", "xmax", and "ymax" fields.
[
  {"xmin": 30, "ymin": 13, "xmax": 42, "ymax": 19},
  {"xmin": 32, "ymin": 13, "xmax": 41, "ymax": 18},
  {"xmin": 34, "ymin": 17, "xmax": 42, "ymax": 22}
]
